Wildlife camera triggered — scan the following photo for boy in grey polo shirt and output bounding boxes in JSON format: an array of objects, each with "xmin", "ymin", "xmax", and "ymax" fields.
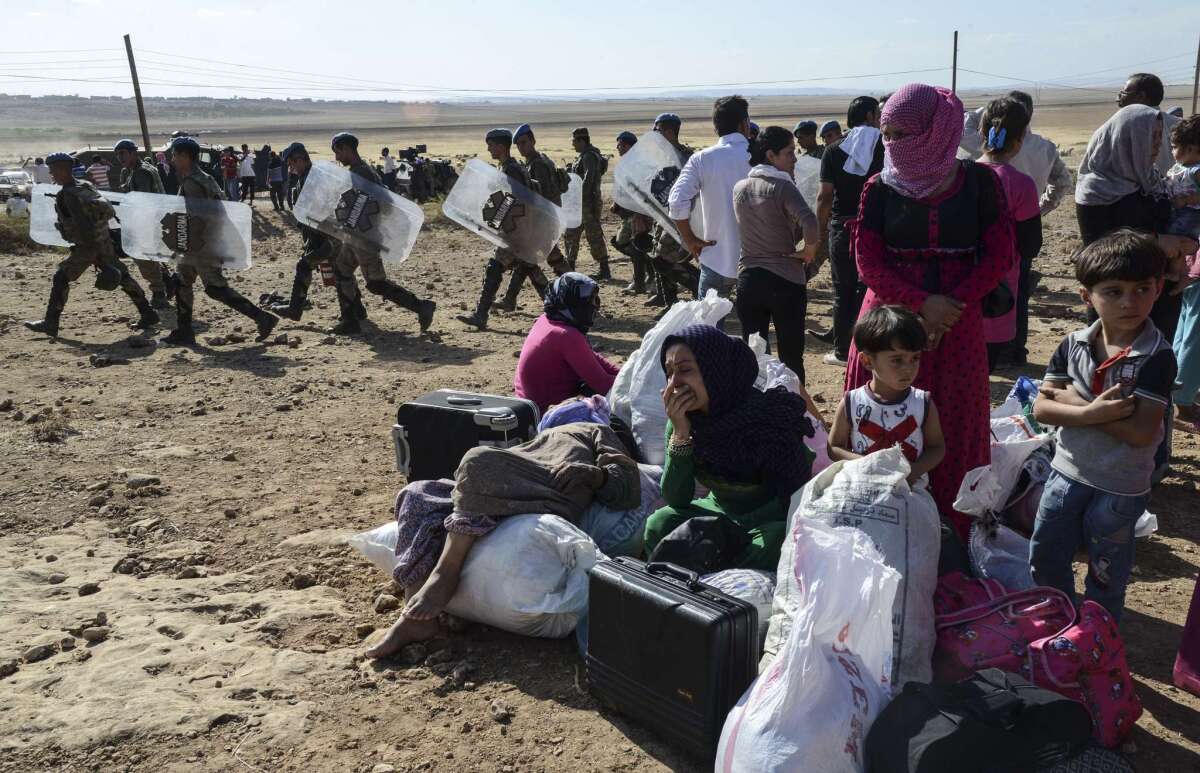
[{"xmin": 1030, "ymin": 229, "xmax": 1176, "ymax": 622}]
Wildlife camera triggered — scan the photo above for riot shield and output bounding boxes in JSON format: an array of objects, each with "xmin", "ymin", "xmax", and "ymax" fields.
[
  {"xmin": 29, "ymin": 183, "xmax": 125, "ymax": 249},
  {"xmin": 118, "ymin": 192, "xmax": 253, "ymax": 270},
  {"xmin": 441, "ymin": 158, "xmax": 564, "ymax": 264},
  {"xmin": 559, "ymin": 172, "xmax": 583, "ymax": 229},
  {"xmin": 612, "ymin": 131, "xmax": 704, "ymax": 243},
  {"xmin": 793, "ymin": 155, "xmax": 821, "ymax": 211},
  {"xmin": 292, "ymin": 161, "xmax": 424, "ymax": 263}
]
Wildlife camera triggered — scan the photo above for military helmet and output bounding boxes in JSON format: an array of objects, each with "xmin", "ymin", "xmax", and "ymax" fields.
[
  {"xmin": 331, "ymin": 132, "xmax": 358, "ymax": 150},
  {"xmin": 94, "ymin": 264, "xmax": 122, "ymax": 292},
  {"xmin": 113, "ymin": 139, "xmax": 139, "ymax": 153},
  {"xmin": 46, "ymin": 152, "xmax": 74, "ymax": 166}
]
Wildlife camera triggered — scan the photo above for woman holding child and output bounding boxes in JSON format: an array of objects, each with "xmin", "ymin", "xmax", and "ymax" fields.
[{"xmin": 846, "ymin": 82, "xmax": 1015, "ymax": 537}]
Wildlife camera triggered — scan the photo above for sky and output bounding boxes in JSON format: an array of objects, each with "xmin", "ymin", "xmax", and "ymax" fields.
[{"xmin": 2, "ymin": 0, "xmax": 1197, "ymax": 101}]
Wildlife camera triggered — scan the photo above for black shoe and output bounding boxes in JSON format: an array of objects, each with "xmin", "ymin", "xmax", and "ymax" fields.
[
  {"xmin": 591, "ymin": 267, "xmax": 613, "ymax": 281},
  {"xmin": 160, "ymin": 328, "xmax": 195, "ymax": 346},
  {"xmin": 328, "ymin": 318, "xmax": 362, "ymax": 335},
  {"xmin": 269, "ymin": 303, "xmax": 303, "ymax": 321},
  {"xmin": 150, "ymin": 290, "xmax": 170, "ymax": 309},
  {"xmin": 494, "ymin": 297, "xmax": 517, "ymax": 314},
  {"xmin": 643, "ymin": 293, "xmax": 665, "ymax": 307},
  {"xmin": 456, "ymin": 313, "xmax": 487, "ymax": 330},
  {"xmin": 23, "ymin": 319, "xmax": 59, "ymax": 337},
  {"xmin": 622, "ymin": 282, "xmax": 646, "ymax": 295},
  {"xmin": 132, "ymin": 307, "xmax": 160, "ymax": 330},
  {"xmin": 418, "ymin": 300, "xmax": 436, "ymax": 333},
  {"xmin": 806, "ymin": 327, "xmax": 835, "ymax": 344},
  {"xmin": 255, "ymin": 313, "xmax": 279, "ymax": 342}
]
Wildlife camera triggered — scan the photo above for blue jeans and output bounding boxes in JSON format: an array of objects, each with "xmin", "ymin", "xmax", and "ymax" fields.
[
  {"xmin": 224, "ymin": 178, "xmax": 239, "ymax": 202},
  {"xmin": 1029, "ymin": 471, "xmax": 1146, "ymax": 623},
  {"xmin": 698, "ymin": 264, "xmax": 737, "ymax": 330},
  {"xmin": 1173, "ymin": 283, "xmax": 1200, "ymax": 407}
]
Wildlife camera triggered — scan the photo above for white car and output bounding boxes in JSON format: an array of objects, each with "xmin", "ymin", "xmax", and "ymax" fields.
[{"xmin": 0, "ymin": 170, "xmax": 32, "ymax": 201}]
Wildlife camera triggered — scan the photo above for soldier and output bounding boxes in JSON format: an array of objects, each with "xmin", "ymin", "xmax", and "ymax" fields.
[
  {"xmin": 113, "ymin": 138, "xmax": 175, "ymax": 309},
  {"xmin": 609, "ymin": 131, "xmax": 655, "ymax": 295},
  {"xmin": 23, "ymin": 152, "xmax": 159, "ymax": 337},
  {"xmin": 563, "ymin": 127, "xmax": 611, "ymax": 280},
  {"xmin": 495, "ymin": 123, "xmax": 572, "ymax": 313},
  {"xmin": 160, "ymin": 136, "xmax": 278, "ymax": 346},
  {"xmin": 329, "ymin": 132, "xmax": 436, "ymax": 335},
  {"xmin": 648, "ymin": 113, "xmax": 701, "ymax": 310},
  {"xmin": 266, "ymin": 142, "xmax": 365, "ymax": 330},
  {"xmin": 456, "ymin": 127, "xmax": 554, "ymax": 330}
]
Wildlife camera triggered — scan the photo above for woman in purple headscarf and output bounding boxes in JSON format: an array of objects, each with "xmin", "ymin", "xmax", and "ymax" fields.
[{"xmin": 846, "ymin": 83, "xmax": 1015, "ymax": 539}]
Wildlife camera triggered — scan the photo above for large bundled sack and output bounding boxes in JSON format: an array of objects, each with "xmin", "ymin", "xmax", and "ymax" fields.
[
  {"xmin": 716, "ymin": 518, "xmax": 898, "ymax": 773},
  {"xmin": 347, "ymin": 513, "xmax": 601, "ymax": 638},
  {"xmin": 763, "ymin": 447, "xmax": 940, "ymax": 688},
  {"xmin": 701, "ymin": 568, "xmax": 776, "ymax": 646},
  {"xmin": 577, "ymin": 463, "xmax": 666, "ymax": 557},
  {"xmin": 606, "ymin": 291, "xmax": 733, "ymax": 464}
]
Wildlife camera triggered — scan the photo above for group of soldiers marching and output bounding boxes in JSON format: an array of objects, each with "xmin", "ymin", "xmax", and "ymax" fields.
[{"xmin": 23, "ymin": 116, "xmax": 703, "ymax": 343}]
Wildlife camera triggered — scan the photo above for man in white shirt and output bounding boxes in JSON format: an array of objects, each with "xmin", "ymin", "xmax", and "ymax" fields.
[
  {"xmin": 238, "ymin": 143, "xmax": 256, "ymax": 205},
  {"xmin": 6, "ymin": 195, "xmax": 29, "ymax": 217},
  {"xmin": 381, "ymin": 147, "xmax": 398, "ymax": 191},
  {"xmin": 32, "ymin": 158, "xmax": 52, "ymax": 184},
  {"xmin": 668, "ymin": 95, "xmax": 752, "ymax": 325}
]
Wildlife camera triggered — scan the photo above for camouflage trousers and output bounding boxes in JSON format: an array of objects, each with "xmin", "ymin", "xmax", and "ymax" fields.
[
  {"xmin": 109, "ymin": 229, "xmax": 169, "ymax": 294},
  {"xmin": 43, "ymin": 243, "xmax": 148, "ymax": 322},
  {"xmin": 563, "ymin": 201, "xmax": 609, "ymax": 269},
  {"xmin": 173, "ymin": 259, "xmax": 268, "ymax": 330},
  {"xmin": 335, "ymin": 244, "xmax": 425, "ymax": 315}
]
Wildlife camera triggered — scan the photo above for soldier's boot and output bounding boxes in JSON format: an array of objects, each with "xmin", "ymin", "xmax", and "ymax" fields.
[
  {"xmin": 529, "ymin": 266, "xmax": 551, "ymax": 302},
  {"xmin": 24, "ymin": 269, "xmax": 70, "ymax": 337},
  {"xmin": 118, "ymin": 268, "xmax": 159, "ymax": 330},
  {"xmin": 150, "ymin": 290, "xmax": 170, "ymax": 309},
  {"xmin": 547, "ymin": 247, "xmax": 571, "ymax": 278},
  {"xmin": 683, "ymin": 263, "xmax": 701, "ymax": 298},
  {"xmin": 206, "ymin": 285, "xmax": 279, "ymax": 342},
  {"xmin": 495, "ymin": 266, "xmax": 525, "ymax": 313},
  {"xmin": 161, "ymin": 293, "xmax": 196, "ymax": 347},
  {"xmin": 328, "ymin": 282, "xmax": 363, "ymax": 335},
  {"xmin": 367, "ymin": 279, "xmax": 436, "ymax": 332},
  {"xmin": 457, "ymin": 261, "xmax": 504, "ymax": 330},
  {"xmin": 270, "ymin": 270, "xmax": 312, "ymax": 321},
  {"xmin": 591, "ymin": 257, "xmax": 613, "ymax": 282},
  {"xmin": 624, "ymin": 255, "xmax": 648, "ymax": 295}
]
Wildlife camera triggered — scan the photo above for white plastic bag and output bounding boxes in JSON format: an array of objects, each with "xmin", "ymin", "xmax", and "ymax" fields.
[
  {"xmin": 607, "ymin": 290, "xmax": 733, "ymax": 464},
  {"xmin": 716, "ymin": 519, "xmax": 897, "ymax": 773},
  {"xmin": 763, "ymin": 447, "xmax": 939, "ymax": 688},
  {"xmin": 700, "ymin": 568, "xmax": 776, "ymax": 645},
  {"xmin": 954, "ymin": 416, "xmax": 1053, "ymax": 517},
  {"xmin": 348, "ymin": 514, "xmax": 602, "ymax": 638}
]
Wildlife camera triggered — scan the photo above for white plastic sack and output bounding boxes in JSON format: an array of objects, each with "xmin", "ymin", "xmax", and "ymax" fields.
[
  {"xmin": 612, "ymin": 130, "xmax": 704, "ymax": 243},
  {"xmin": 763, "ymin": 447, "xmax": 939, "ymax": 688},
  {"xmin": 793, "ymin": 155, "xmax": 821, "ymax": 211},
  {"xmin": 442, "ymin": 158, "xmax": 564, "ymax": 264},
  {"xmin": 292, "ymin": 160, "xmax": 424, "ymax": 263},
  {"xmin": 607, "ymin": 290, "xmax": 734, "ymax": 464},
  {"xmin": 968, "ymin": 521, "xmax": 1036, "ymax": 591},
  {"xmin": 716, "ymin": 519, "xmax": 898, "ymax": 773},
  {"xmin": 701, "ymin": 568, "xmax": 776, "ymax": 645},
  {"xmin": 954, "ymin": 416, "xmax": 1053, "ymax": 517},
  {"xmin": 578, "ymin": 463, "xmax": 666, "ymax": 557},
  {"xmin": 747, "ymin": 333, "xmax": 832, "ymax": 475},
  {"xmin": 559, "ymin": 172, "xmax": 583, "ymax": 229},
  {"xmin": 118, "ymin": 190, "xmax": 252, "ymax": 270},
  {"xmin": 30, "ymin": 183, "xmax": 126, "ymax": 249},
  {"xmin": 347, "ymin": 513, "xmax": 602, "ymax": 638}
]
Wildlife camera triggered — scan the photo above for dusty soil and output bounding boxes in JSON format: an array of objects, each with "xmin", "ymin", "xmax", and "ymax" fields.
[{"xmin": 2, "ymin": 136, "xmax": 1199, "ymax": 771}]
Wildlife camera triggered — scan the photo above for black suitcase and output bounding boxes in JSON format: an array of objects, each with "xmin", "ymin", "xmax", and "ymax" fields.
[
  {"xmin": 391, "ymin": 389, "xmax": 540, "ymax": 481},
  {"xmin": 585, "ymin": 558, "xmax": 759, "ymax": 757}
]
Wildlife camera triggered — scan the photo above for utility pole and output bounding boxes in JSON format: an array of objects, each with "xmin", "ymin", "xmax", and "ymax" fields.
[
  {"xmin": 950, "ymin": 30, "xmax": 960, "ymax": 95},
  {"xmin": 124, "ymin": 34, "xmax": 153, "ymax": 156},
  {"xmin": 1192, "ymin": 32, "xmax": 1199, "ymax": 116}
]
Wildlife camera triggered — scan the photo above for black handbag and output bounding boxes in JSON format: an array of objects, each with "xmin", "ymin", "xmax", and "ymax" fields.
[{"xmin": 646, "ymin": 516, "xmax": 750, "ymax": 574}]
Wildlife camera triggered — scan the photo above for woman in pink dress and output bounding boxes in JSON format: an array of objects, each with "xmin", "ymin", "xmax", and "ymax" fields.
[{"xmin": 846, "ymin": 83, "xmax": 1015, "ymax": 538}]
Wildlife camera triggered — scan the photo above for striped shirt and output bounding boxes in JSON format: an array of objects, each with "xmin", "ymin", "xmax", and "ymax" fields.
[{"xmin": 86, "ymin": 163, "xmax": 110, "ymax": 190}]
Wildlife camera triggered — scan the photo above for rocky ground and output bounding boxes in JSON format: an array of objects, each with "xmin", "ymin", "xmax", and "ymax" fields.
[{"xmin": 0, "ymin": 193, "xmax": 1198, "ymax": 772}]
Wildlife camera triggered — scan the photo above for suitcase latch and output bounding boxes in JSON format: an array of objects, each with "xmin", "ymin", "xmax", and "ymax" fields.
[{"xmin": 474, "ymin": 407, "xmax": 519, "ymax": 432}]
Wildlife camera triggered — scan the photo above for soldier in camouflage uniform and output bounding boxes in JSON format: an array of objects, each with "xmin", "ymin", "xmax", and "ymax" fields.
[
  {"xmin": 23, "ymin": 153, "xmax": 159, "ymax": 337},
  {"xmin": 266, "ymin": 142, "xmax": 365, "ymax": 329},
  {"xmin": 648, "ymin": 113, "xmax": 701, "ymax": 311},
  {"xmin": 495, "ymin": 123, "xmax": 572, "ymax": 312},
  {"xmin": 113, "ymin": 138, "xmax": 175, "ymax": 309},
  {"xmin": 609, "ymin": 131, "xmax": 655, "ymax": 295},
  {"xmin": 330, "ymin": 132, "xmax": 436, "ymax": 335},
  {"xmin": 563, "ymin": 127, "xmax": 611, "ymax": 280},
  {"xmin": 160, "ymin": 136, "xmax": 278, "ymax": 346},
  {"xmin": 457, "ymin": 128, "xmax": 553, "ymax": 330}
]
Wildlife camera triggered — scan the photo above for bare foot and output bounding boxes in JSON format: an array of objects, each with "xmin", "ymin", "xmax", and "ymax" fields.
[
  {"xmin": 365, "ymin": 614, "xmax": 440, "ymax": 659},
  {"xmin": 403, "ymin": 568, "xmax": 461, "ymax": 621}
]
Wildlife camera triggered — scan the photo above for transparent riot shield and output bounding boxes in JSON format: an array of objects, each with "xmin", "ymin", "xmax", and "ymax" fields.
[
  {"xmin": 292, "ymin": 161, "xmax": 424, "ymax": 263},
  {"xmin": 560, "ymin": 172, "xmax": 583, "ymax": 230},
  {"xmin": 612, "ymin": 131, "xmax": 704, "ymax": 243},
  {"xmin": 118, "ymin": 191, "xmax": 252, "ymax": 270},
  {"xmin": 441, "ymin": 158, "xmax": 564, "ymax": 264},
  {"xmin": 29, "ymin": 183, "xmax": 126, "ymax": 250},
  {"xmin": 793, "ymin": 155, "xmax": 822, "ymax": 211}
]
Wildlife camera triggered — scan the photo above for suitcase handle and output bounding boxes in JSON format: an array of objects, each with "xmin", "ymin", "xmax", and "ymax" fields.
[
  {"xmin": 446, "ymin": 395, "xmax": 483, "ymax": 406},
  {"xmin": 646, "ymin": 562, "xmax": 701, "ymax": 591}
]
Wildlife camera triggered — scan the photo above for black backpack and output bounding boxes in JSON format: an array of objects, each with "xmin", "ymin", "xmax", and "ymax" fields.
[{"xmin": 865, "ymin": 669, "xmax": 1095, "ymax": 773}]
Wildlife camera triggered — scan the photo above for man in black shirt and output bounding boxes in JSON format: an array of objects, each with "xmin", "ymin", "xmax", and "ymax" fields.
[{"xmin": 809, "ymin": 97, "xmax": 884, "ymax": 366}]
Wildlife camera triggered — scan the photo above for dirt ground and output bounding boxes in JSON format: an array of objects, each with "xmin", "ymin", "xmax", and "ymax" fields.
[{"xmin": 2, "ymin": 112, "xmax": 1200, "ymax": 772}]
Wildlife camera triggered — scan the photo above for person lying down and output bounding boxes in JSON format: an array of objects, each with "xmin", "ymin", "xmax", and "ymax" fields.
[{"xmin": 367, "ymin": 420, "xmax": 640, "ymax": 658}]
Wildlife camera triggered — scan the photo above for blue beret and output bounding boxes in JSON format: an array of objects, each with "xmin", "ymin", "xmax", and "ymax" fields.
[
  {"xmin": 749, "ymin": 122, "xmax": 760, "ymax": 133},
  {"xmin": 485, "ymin": 127, "xmax": 513, "ymax": 143},
  {"xmin": 793, "ymin": 120, "xmax": 818, "ymax": 134},
  {"xmin": 819, "ymin": 120, "xmax": 842, "ymax": 135},
  {"xmin": 46, "ymin": 152, "xmax": 74, "ymax": 165},
  {"xmin": 513, "ymin": 123, "xmax": 533, "ymax": 141},
  {"xmin": 331, "ymin": 132, "xmax": 358, "ymax": 149},
  {"xmin": 281, "ymin": 142, "xmax": 307, "ymax": 163},
  {"xmin": 113, "ymin": 139, "xmax": 138, "ymax": 152},
  {"xmin": 653, "ymin": 113, "xmax": 681, "ymax": 127},
  {"xmin": 616, "ymin": 131, "xmax": 638, "ymax": 145}
]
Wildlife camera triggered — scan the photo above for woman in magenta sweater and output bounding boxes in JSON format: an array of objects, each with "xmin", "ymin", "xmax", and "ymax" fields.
[{"xmin": 514, "ymin": 273, "xmax": 619, "ymax": 413}]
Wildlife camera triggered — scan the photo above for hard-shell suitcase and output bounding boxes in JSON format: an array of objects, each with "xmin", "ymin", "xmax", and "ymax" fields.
[
  {"xmin": 585, "ymin": 557, "xmax": 759, "ymax": 757},
  {"xmin": 391, "ymin": 389, "xmax": 539, "ymax": 481}
]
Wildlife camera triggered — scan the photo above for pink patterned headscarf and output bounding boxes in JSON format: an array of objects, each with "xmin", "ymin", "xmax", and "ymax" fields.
[{"xmin": 879, "ymin": 83, "xmax": 964, "ymax": 199}]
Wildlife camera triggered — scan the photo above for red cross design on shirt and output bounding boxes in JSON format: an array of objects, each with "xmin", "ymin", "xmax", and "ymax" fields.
[{"xmin": 858, "ymin": 415, "xmax": 920, "ymax": 462}]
